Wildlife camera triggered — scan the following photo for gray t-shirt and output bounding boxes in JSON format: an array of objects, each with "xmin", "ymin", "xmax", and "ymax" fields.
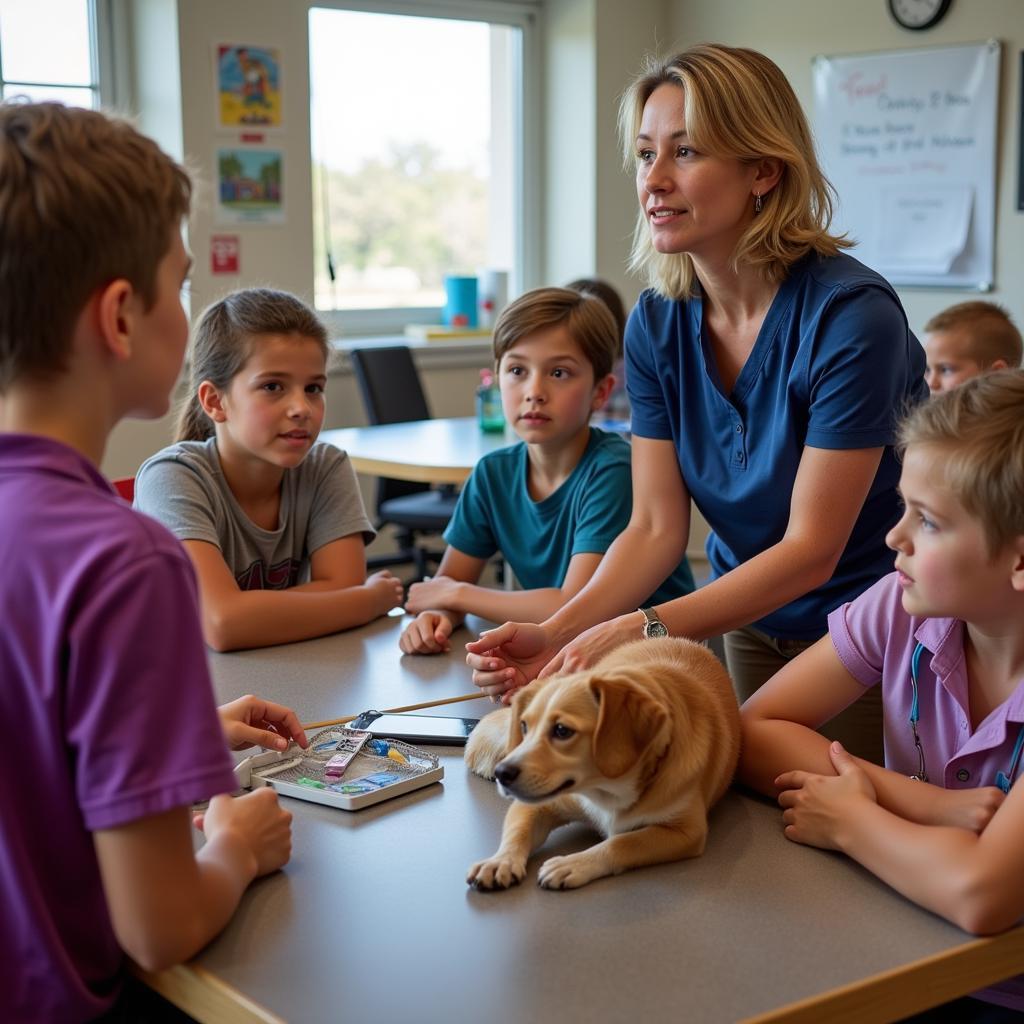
[{"xmin": 134, "ymin": 439, "xmax": 374, "ymax": 590}]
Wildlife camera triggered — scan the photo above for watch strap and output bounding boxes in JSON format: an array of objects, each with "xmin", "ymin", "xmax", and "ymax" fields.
[{"xmin": 639, "ymin": 607, "xmax": 667, "ymax": 637}]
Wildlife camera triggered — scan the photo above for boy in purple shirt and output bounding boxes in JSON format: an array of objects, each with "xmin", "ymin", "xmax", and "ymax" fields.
[
  {"xmin": 740, "ymin": 371, "xmax": 1024, "ymax": 1019},
  {"xmin": 0, "ymin": 101, "xmax": 305, "ymax": 1022}
]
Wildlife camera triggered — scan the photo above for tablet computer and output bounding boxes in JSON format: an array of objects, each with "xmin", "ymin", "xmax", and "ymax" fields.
[{"xmin": 343, "ymin": 711, "xmax": 478, "ymax": 746}]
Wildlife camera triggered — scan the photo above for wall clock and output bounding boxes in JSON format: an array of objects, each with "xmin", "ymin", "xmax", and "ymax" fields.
[{"xmin": 887, "ymin": 0, "xmax": 952, "ymax": 30}]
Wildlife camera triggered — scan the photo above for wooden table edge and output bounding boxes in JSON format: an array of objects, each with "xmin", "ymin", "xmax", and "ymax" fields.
[
  {"xmin": 135, "ymin": 920, "xmax": 1024, "ymax": 1024},
  {"xmin": 740, "ymin": 924, "xmax": 1024, "ymax": 1024},
  {"xmin": 131, "ymin": 960, "xmax": 284, "ymax": 1024}
]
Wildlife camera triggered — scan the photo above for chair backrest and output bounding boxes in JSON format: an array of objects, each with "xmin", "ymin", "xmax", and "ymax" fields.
[
  {"xmin": 348, "ymin": 346, "xmax": 433, "ymax": 506},
  {"xmin": 348, "ymin": 346, "xmax": 432, "ymax": 425},
  {"xmin": 112, "ymin": 476, "xmax": 135, "ymax": 502}
]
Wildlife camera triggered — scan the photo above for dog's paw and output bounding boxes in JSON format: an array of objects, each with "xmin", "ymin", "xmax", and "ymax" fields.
[
  {"xmin": 537, "ymin": 853, "xmax": 604, "ymax": 890},
  {"xmin": 466, "ymin": 855, "xmax": 526, "ymax": 891}
]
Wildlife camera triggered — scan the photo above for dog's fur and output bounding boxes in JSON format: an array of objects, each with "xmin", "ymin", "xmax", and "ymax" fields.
[{"xmin": 465, "ymin": 638, "xmax": 740, "ymax": 890}]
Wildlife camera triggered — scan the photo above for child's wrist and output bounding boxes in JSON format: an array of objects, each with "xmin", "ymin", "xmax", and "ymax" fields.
[
  {"xmin": 450, "ymin": 581, "xmax": 469, "ymax": 614},
  {"xmin": 833, "ymin": 794, "xmax": 877, "ymax": 853},
  {"xmin": 201, "ymin": 824, "xmax": 259, "ymax": 883}
]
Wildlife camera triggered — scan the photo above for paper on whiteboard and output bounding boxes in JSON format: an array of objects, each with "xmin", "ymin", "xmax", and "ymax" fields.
[
  {"xmin": 876, "ymin": 185, "xmax": 972, "ymax": 275},
  {"xmin": 813, "ymin": 42, "xmax": 999, "ymax": 289}
]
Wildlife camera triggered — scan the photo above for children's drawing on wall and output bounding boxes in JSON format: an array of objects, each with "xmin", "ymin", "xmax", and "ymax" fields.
[
  {"xmin": 216, "ymin": 148, "xmax": 285, "ymax": 225},
  {"xmin": 217, "ymin": 44, "xmax": 282, "ymax": 128}
]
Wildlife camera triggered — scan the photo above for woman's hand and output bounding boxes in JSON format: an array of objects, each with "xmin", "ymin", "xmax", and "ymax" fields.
[
  {"xmin": 538, "ymin": 612, "xmax": 644, "ymax": 678},
  {"xmin": 365, "ymin": 570, "xmax": 405, "ymax": 616},
  {"xmin": 399, "ymin": 610, "xmax": 456, "ymax": 655},
  {"xmin": 218, "ymin": 695, "xmax": 308, "ymax": 752},
  {"xmin": 405, "ymin": 576, "xmax": 462, "ymax": 615},
  {"xmin": 465, "ymin": 622, "xmax": 560, "ymax": 700},
  {"xmin": 775, "ymin": 742, "xmax": 877, "ymax": 850}
]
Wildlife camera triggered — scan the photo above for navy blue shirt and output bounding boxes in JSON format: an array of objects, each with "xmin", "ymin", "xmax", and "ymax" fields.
[
  {"xmin": 626, "ymin": 252, "xmax": 927, "ymax": 640},
  {"xmin": 444, "ymin": 428, "xmax": 695, "ymax": 606}
]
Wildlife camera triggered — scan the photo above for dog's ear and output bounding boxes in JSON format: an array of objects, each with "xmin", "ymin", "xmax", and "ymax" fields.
[
  {"xmin": 589, "ymin": 674, "xmax": 670, "ymax": 778},
  {"xmin": 505, "ymin": 684, "xmax": 537, "ymax": 752}
]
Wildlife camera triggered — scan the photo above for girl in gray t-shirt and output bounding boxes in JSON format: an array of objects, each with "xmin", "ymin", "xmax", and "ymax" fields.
[{"xmin": 135, "ymin": 288, "xmax": 403, "ymax": 650}]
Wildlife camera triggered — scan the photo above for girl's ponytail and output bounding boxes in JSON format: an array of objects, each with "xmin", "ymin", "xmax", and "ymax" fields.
[{"xmin": 175, "ymin": 392, "xmax": 214, "ymax": 442}]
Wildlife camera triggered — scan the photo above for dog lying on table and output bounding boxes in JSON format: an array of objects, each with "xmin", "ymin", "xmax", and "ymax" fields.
[{"xmin": 465, "ymin": 637, "xmax": 740, "ymax": 891}]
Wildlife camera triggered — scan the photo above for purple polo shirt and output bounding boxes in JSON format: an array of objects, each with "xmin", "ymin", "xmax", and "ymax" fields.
[
  {"xmin": 829, "ymin": 572, "xmax": 1024, "ymax": 788},
  {"xmin": 0, "ymin": 434, "xmax": 237, "ymax": 1023},
  {"xmin": 830, "ymin": 572, "xmax": 1024, "ymax": 1010}
]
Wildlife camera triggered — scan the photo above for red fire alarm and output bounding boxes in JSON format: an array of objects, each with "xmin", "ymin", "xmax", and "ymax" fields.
[{"xmin": 211, "ymin": 234, "xmax": 240, "ymax": 275}]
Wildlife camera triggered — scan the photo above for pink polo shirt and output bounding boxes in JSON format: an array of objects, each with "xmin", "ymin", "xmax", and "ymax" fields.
[{"xmin": 829, "ymin": 571, "xmax": 1024, "ymax": 1010}]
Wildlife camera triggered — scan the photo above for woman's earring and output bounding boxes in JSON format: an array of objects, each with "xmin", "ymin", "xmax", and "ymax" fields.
[{"xmin": 754, "ymin": 192, "xmax": 763, "ymax": 214}]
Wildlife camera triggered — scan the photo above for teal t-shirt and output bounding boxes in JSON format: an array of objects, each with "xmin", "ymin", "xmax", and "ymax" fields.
[{"xmin": 443, "ymin": 428, "xmax": 694, "ymax": 605}]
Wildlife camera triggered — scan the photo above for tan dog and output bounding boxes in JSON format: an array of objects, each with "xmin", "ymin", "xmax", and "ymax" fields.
[{"xmin": 465, "ymin": 637, "xmax": 740, "ymax": 890}]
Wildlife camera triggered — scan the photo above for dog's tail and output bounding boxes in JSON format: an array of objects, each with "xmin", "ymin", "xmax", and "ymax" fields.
[{"xmin": 464, "ymin": 708, "xmax": 511, "ymax": 779}]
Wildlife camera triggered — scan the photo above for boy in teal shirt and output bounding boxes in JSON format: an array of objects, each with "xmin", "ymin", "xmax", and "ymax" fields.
[{"xmin": 400, "ymin": 287, "xmax": 694, "ymax": 654}]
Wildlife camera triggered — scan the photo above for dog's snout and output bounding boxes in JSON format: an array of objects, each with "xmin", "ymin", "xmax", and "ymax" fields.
[{"xmin": 495, "ymin": 762, "xmax": 520, "ymax": 787}]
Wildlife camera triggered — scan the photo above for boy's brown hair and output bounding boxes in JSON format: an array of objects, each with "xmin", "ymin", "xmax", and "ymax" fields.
[
  {"xmin": 899, "ymin": 369, "xmax": 1024, "ymax": 556},
  {"xmin": 923, "ymin": 301, "xmax": 1023, "ymax": 370},
  {"xmin": 0, "ymin": 101, "xmax": 192, "ymax": 390},
  {"xmin": 565, "ymin": 278, "xmax": 627, "ymax": 356},
  {"xmin": 492, "ymin": 287, "xmax": 618, "ymax": 381}
]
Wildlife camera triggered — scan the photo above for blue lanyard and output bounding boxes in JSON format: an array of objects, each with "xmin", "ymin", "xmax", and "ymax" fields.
[{"xmin": 909, "ymin": 641, "xmax": 1024, "ymax": 794}]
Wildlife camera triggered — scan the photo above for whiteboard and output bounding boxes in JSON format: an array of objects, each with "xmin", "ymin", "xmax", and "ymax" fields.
[{"xmin": 812, "ymin": 42, "xmax": 1000, "ymax": 289}]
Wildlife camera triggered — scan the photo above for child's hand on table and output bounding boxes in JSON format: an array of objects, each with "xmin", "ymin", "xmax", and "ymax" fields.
[
  {"xmin": 218, "ymin": 695, "xmax": 308, "ymax": 752},
  {"xmin": 399, "ymin": 610, "xmax": 456, "ymax": 655},
  {"xmin": 775, "ymin": 742, "xmax": 878, "ymax": 850},
  {"xmin": 194, "ymin": 787, "xmax": 293, "ymax": 878},
  {"xmin": 366, "ymin": 569, "xmax": 405, "ymax": 616},
  {"xmin": 406, "ymin": 575, "xmax": 462, "ymax": 614}
]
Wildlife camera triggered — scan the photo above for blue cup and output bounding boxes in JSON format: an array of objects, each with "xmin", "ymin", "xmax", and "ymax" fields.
[{"xmin": 443, "ymin": 275, "xmax": 478, "ymax": 328}]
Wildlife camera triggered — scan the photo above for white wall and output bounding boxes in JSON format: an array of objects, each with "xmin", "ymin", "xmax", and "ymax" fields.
[
  {"xmin": 668, "ymin": 0, "xmax": 1024, "ymax": 336},
  {"xmin": 176, "ymin": 1, "xmax": 315, "ymax": 317},
  {"xmin": 543, "ymin": 0, "xmax": 670, "ymax": 308}
]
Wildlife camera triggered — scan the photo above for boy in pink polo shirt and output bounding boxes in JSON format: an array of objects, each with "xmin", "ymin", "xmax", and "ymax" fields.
[
  {"xmin": 0, "ymin": 101, "xmax": 305, "ymax": 1022},
  {"xmin": 739, "ymin": 370, "xmax": 1024, "ymax": 1019}
]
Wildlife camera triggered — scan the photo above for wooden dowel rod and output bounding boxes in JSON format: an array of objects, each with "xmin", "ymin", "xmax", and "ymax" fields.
[{"xmin": 302, "ymin": 691, "xmax": 483, "ymax": 730}]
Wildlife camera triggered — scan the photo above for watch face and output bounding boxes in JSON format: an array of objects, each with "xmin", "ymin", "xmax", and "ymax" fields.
[
  {"xmin": 887, "ymin": 0, "xmax": 951, "ymax": 30},
  {"xmin": 644, "ymin": 620, "xmax": 669, "ymax": 639}
]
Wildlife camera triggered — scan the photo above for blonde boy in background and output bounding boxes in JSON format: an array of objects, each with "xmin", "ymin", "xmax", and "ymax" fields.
[
  {"xmin": 400, "ymin": 287, "xmax": 694, "ymax": 656},
  {"xmin": 923, "ymin": 301, "xmax": 1022, "ymax": 394}
]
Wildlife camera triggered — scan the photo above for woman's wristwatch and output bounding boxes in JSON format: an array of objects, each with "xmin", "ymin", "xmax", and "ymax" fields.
[{"xmin": 639, "ymin": 607, "xmax": 669, "ymax": 638}]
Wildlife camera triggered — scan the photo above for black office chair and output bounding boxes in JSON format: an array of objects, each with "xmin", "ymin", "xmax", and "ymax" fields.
[{"xmin": 348, "ymin": 346, "xmax": 459, "ymax": 581}]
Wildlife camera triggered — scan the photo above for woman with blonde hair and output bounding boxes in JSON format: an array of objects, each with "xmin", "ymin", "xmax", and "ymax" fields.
[{"xmin": 467, "ymin": 44, "xmax": 927, "ymax": 762}]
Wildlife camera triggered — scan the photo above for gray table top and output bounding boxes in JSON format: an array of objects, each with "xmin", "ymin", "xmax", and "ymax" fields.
[{"xmin": 191, "ymin": 611, "xmax": 1024, "ymax": 1024}]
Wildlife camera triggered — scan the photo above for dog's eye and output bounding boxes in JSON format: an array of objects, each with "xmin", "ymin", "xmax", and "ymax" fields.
[
  {"xmin": 551, "ymin": 723, "xmax": 575, "ymax": 740},
  {"xmin": 520, "ymin": 720, "xmax": 528, "ymax": 735}
]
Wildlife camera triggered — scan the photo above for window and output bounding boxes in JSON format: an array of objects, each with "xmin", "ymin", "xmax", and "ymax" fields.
[
  {"xmin": 309, "ymin": 3, "xmax": 536, "ymax": 332},
  {"xmin": 0, "ymin": 0, "xmax": 100, "ymax": 108}
]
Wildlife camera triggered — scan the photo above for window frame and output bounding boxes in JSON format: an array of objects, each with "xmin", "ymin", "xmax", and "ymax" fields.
[
  {"xmin": 307, "ymin": 0, "xmax": 541, "ymax": 337},
  {"xmin": 0, "ymin": 0, "xmax": 121, "ymax": 108}
]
